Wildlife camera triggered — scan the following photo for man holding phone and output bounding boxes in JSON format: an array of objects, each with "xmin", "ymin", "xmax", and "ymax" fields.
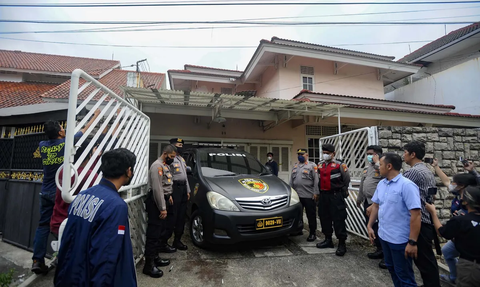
[{"xmin": 464, "ymin": 159, "xmax": 480, "ymax": 185}]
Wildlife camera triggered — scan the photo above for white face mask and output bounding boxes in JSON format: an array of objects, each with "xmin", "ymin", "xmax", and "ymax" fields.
[
  {"xmin": 267, "ymin": 156, "xmax": 272, "ymax": 161},
  {"xmin": 323, "ymin": 154, "xmax": 332, "ymax": 161},
  {"xmin": 449, "ymin": 184, "xmax": 458, "ymax": 192}
]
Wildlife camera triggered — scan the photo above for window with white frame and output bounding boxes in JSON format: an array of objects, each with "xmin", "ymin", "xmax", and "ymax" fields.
[{"xmin": 300, "ymin": 66, "xmax": 314, "ymax": 91}]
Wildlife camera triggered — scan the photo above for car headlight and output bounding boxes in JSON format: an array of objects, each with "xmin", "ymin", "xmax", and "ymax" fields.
[
  {"xmin": 290, "ymin": 188, "xmax": 300, "ymax": 206},
  {"xmin": 207, "ymin": 191, "xmax": 240, "ymax": 211}
]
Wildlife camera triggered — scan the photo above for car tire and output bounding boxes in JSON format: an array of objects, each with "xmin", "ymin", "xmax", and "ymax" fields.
[{"xmin": 190, "ymin": 210, "xmax": 208, "ymax": 248}]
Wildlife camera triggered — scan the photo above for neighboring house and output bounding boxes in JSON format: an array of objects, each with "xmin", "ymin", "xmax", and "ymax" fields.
[
  {"xmin": 128, "ymin": 36, "xmax": 480, "ymax": 182},
  {"xmin": 385, "ymin": 22, "xmax": 480, "ymax": 115},
  {"xmin": 0, "ymin": 50, "xmax": 165, "ymax": 127}
]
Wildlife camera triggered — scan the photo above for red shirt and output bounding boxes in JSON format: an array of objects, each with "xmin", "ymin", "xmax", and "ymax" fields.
[{"xmin": 50, "ymin": 167, "xmax": 98, "ymax": 235}]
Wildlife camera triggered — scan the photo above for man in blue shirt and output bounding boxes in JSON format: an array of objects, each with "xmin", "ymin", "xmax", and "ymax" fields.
[
  {"xmin": 368, "ymin": 153, "xmax": 421, "ymax": 287},
  {"xmin": 54, "ymin": 148, "xmax": 137, "ymax": 287},
  {"xmin": 32, "ymin": 110, "xmax": 100, "ymax": 274}
]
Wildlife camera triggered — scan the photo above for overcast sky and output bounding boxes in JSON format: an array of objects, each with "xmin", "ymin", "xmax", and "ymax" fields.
[{"xmin": 0, "ymin": 0, "xmax": 479, "ymax": 82}]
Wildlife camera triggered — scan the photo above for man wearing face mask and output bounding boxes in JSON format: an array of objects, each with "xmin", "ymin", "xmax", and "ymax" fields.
[
  {"xmin": 317, "ymin": 144, "xmax": 351, "ymax": 256},
  {"xmin": 357, "ymin": 145, "xmax": 385, "ymax": 268},
  {"xmin": 290, "ymin": 148, "xmax": 319, "ymax": 241},
  {"xmin": 265, "ymin": 152, "xmax": 279, "ymax": 176},
  {"xmin": 143, "ymin": 145, "xmax": 176, "ymax": 278},
  {"xmin": 168, "ymin": 138, "xmax": 191, "ymax": 251}
]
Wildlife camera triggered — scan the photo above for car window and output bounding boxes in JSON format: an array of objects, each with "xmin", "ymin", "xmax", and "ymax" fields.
[
  {"xmin": 184, "ymin": 152, "xmax": 196, "ymax": 173},
  {"xmin": 198, "ymin": 151, "xmax": 268, "ymax": 177}
]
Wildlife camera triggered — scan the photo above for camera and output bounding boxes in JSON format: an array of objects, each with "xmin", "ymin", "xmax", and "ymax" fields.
[
  {"xmin": 426, "ymin": 187, "xmax": 438, "ymax": 204},
  {"xmin": 424, "ymin": 158, "xmax": 433, "ymax": 164}
]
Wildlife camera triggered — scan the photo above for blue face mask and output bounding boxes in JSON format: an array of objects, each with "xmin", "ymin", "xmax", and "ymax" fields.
[
  {"xmin": 298, "ymin": 155, "xmax": 306, "ymax": 163},
  {"xmin": 367, "ymin": 155, "xmax": 374, "ymax": 163}
]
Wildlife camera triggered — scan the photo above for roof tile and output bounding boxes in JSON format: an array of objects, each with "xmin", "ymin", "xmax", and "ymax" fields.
[
  {"xmin": 398, "ymin": 22, "xmax": 480, "ymax": 63},
  {"xmin": 0, "ymin": 50, "xmax": 120, "ymax": 77},
  {"xmin": 41, "ymin": 69, "xmax": 165, "ymax": 100},
  {"xmin": 0, "ymin": 82, "xmax": 58, "ymax": 108}
]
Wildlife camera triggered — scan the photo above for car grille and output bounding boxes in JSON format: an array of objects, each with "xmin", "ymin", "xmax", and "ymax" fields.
[
  {"xmin": 237, "ymin": 218, "xmax": 294, "ymax": 234},
  {"xmin": 235, "ymin": 195, "xmax": 288, "ymax": 211}
]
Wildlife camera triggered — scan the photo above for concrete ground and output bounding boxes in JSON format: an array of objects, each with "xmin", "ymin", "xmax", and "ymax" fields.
[{"xmin": 1, "ymin": 219, "xmax": 451, "ymax": 287}]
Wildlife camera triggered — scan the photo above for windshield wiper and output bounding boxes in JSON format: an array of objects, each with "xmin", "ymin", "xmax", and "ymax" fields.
[{"xmin": 214, "ymin": 173, "xmax": 237, "ymax": 177}]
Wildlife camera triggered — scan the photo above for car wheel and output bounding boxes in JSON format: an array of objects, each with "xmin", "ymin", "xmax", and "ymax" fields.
[{"xmin": 190, "ymin": 210, "xmax": 207, "ymax": 248}]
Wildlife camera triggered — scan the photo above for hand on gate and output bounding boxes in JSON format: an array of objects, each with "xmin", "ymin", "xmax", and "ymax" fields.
[
  {"xmin": 367, "ymin": 226, "xmax": 376, "ymax": 245},
  {"xmin": 159, "ymin": 210, "xmax": 167, "ymax": 219},
  {"xmin": 169, "ymin": 196, "xmax": 174, "ymax": 205},
  {"xmin": 405, "ymin": 244, "xmax": 418, "ymax": 259}
]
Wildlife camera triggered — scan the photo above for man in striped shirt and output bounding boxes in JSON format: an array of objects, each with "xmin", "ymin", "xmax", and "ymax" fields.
[{"xmin": 403, "ymin": 141, "xmax": 440, "ymax": 287}]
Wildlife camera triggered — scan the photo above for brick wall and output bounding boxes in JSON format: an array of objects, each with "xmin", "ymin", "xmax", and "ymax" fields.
[{"xmin": 377, "ymin": 126, "xmax": 480, "ymax": 220}]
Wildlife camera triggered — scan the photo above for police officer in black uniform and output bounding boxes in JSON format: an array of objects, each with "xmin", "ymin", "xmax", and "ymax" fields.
[{"xmin": 317, "ymin": 144, "xmax": 351, "ymax": 256}]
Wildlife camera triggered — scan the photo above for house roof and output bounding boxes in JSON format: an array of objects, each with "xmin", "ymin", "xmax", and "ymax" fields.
[
  {"xmin": 295, "ymin": 90, "xmax": 456, "ymax": 110},
  {"xmin": 398, "ymin": 22, "xmax": 480, "ymax": 63},
  {"xmin": 184, "ymin": 64, "xmax": 243, "ymax": 73},
  {"xmin": 296, "ymin": 95, "xmax": 480, "ymax": 119},
  {"xmin": 269, "ymin": 37, "xmax": 396, "ymax": 62},
  {"xmin": 42, "ymin": 69, "xmax": 165, "ymax": 100},
  {"xmin": 0, "ymin": 81, "xmax": 58, "ymax": 108},
  {"xmin": 0, "ymin": 50, "xmax": 121, "ymax": 77}
]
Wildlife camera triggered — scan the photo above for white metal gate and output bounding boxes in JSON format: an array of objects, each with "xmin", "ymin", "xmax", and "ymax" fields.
[
  {"xmin": 320, "ymin": 127, "xmax": 378, "ymax": 239},
  {"xmin": 60, "ymin": 69, "xmax": 149, "ymax": 262}
]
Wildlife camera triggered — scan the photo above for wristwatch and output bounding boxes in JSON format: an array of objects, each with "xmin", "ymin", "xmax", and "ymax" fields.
[{"xmin": 408, "ymin": 239, "xmax": 417, "ymax": 246}]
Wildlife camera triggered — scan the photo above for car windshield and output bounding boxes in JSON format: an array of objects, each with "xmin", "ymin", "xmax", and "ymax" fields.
[{"xmin": 199, "ymin": 151, "xmax": 269, "ymax": 177}]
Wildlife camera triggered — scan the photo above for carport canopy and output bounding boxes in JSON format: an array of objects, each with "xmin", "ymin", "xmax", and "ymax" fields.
[{"xmin": 123, "ymin": 87, "xmax": 346, "ymax": 131}]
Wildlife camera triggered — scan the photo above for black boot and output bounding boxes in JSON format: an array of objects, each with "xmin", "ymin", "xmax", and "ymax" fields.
[
  {"xmin": 307, "ymin": 233, "xmax": 316, "ymax": 242},
  {"xmin": 336, "ymin": 239, "xmax": 347, "ymax": 256},
  {"xmin": 367, "ymin": 248, "xmax": 383, "ymax": 259},
  {"xmin": 158, "ymin": 243, "xmax": 177, "ymax": 253},
  {"xmin": 31, "ymin": 260, "xmax": 49, "ymax": 275},
  {"xmin": 143, "ymin": 257, "xmax": 163, "ymax": 278},
  {"xmin": 173, "ymin": 239, "xmax": 188, "ymax": 251},
  {"xmin": 154, "ymin": 256, "xmax": 170, "ymax": 267},
  {"xmin": 316, "ymin": 237, "xmax": 334, "ymax": 249},
  {"xmin": 379, "ymin": 259, "xmax": 387, "ymax": 269}
]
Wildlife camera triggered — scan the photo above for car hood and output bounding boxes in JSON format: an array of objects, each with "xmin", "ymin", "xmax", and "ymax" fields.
[{"xmin": 204, "ymin": 174, "xmax": 290, "ymax": 199}]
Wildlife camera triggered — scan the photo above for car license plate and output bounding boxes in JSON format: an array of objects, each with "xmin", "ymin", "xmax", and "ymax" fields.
[{"xmin": 255, "ymin": 217, "xmax": 283, "ymax": 230}]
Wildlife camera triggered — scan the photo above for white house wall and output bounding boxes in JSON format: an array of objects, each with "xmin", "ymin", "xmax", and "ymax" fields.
[
  {"xmin": 0, "ymin": 72, "xmax": 22, "ymax": 82},
  {"xmin": 386, "ymin": 57, "xmax": 480, "ymax": 115}
]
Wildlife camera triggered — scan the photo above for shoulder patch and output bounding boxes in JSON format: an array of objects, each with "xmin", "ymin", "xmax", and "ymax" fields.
[
  {"xmin": 313, "ymin": 165, "xmax": 318, "ymax": 171},
  {"xmin": 158, "ymin": 168, "xmax": 163, "ymax": 176},
  {"xmin": 341, "ymin": 164, "xmax": 348, "ymax": 172}
]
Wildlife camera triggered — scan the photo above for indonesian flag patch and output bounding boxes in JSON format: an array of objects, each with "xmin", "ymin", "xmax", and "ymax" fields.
[{"xmin": 118, "ymin": 225, "xmax": 125, "ymax": 235}]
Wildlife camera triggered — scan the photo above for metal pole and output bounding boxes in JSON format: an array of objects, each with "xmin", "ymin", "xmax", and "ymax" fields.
[{"xmin": 337, "ymin": 108, "xmax": 343, "ymax": 161}]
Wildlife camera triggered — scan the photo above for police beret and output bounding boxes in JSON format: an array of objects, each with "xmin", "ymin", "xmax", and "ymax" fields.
[
  {"xmin": 170, "ymin": 138, "xmax": 184, "ymax": 144},
  {"xmin": 322, "ymin": 144, "xmax": 335, "ymax": 152},
  {"xmin": 297, "ymin": 148, "xmax": 307, "ymax": 154}
]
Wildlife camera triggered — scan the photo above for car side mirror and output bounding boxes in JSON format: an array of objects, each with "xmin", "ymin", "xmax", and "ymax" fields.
[{"xmin": 186, "ymin": 166, "xmax": 193, "ymax": 175}]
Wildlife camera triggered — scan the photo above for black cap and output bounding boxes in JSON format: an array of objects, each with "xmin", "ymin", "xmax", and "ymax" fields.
[
  {"xmin": 170, "ymin": 138, "xmax": 184, "ymax": 144},
  {"xmin": 267, "ymin": 152, "xmax": 274, "ymax": 157},
  {"xmin": 297, "ymin": 148, "xmax": 307, "ymax": 154},
  {"xmin": 322, "ymin": 144, "xmax": 335, "ymax": 152}
]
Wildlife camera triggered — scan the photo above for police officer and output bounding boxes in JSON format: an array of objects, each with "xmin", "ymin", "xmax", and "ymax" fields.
[
  {"xmin": 317, "ymin": 144, "xmax": 351, "ymax": 256},
  {"xmin": 143, "ymin": 145, "xmax": 175, "ymax": 278},
  {"xmin": 356, "ymin": 145, "xmax": 385, "ymax": 267},
  {"xmin": 290, "ymin": 148, "xmax": 319, "ymax": 241},
  {"xmin": 168, "ymin": 138, "xmax": 190, "ymax": 251}
]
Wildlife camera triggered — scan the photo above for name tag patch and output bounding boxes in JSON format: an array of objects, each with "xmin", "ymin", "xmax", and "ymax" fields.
[{"xmin": 118, "ymin": 225, "xmax": 125, "ymax": 235}]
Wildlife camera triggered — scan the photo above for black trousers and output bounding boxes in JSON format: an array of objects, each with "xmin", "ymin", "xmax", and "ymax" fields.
[
  {"xmin": 414, "ymin": 223, "xmax": 441, "ymax": 287},
  {"xmin": 144, "ymin": 192, "xmax": 171, "ymax": 258},
  {"xmin": 318, "ymin": 191, "xmax": 347, "ymax": 240},
  {"xmin": 172, "ymin": 182, "xmax": 188, "ymax": 241},
  {"xmin": 159, "ymin": 193, "xmax": 176, "ymax": 244},
  {"xmin": 299, "ymin": 197, "xmax": 317, "ymax": 234},
  {"xmin": 363, "ymin": 200, "xmax": 381, "ymax": 250}
]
